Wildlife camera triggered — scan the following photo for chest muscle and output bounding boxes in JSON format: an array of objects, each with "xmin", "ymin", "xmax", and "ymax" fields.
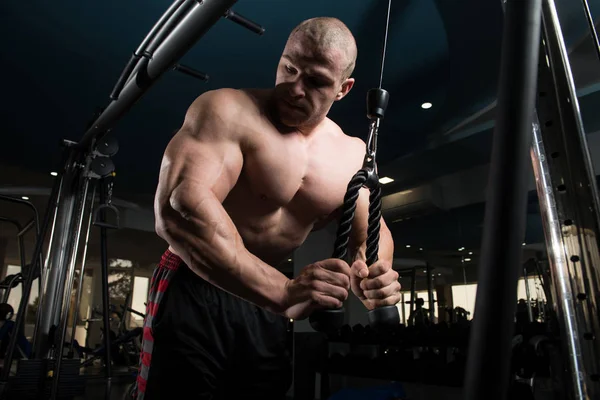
[{"xmin": 242, "ymin": 132, "xmax": 350, "ymax": 220}]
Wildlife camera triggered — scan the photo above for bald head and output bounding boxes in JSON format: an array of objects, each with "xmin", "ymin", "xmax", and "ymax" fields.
[
  {"xmin": 287, "ymin": 17, "xmax": 358, "ymax": 80},
  {"xmin": 273, "ymin": 17, "xmax": 357, "ymax": 129}
]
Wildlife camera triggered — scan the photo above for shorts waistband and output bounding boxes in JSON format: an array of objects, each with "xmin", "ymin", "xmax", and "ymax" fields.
[{"xmin": 159, "ymin": 249, "xmax": 184, "ymax": 271}]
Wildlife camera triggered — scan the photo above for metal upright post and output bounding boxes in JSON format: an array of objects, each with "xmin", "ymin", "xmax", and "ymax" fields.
[
  {"xmin": 50, "ymin": 177, "xmax": 91, "ymax": 399},
  {"xmin": 0, "ymin": 219, "xmax": 25, "ymax": 273},
  {"xmin": 68, "ymin": 185, "xmax": 96, "ymax": 356},
  {"xmin": 463, "ymin": 0, "xmax": 542, "ymax": 399},
  {"xmin": 98, "ymin": 178, "xmax": 114, "ymax": 399},
  {"xmin": 523, "ymin": 265, "xmax": 534, "ymax": 322},
  {"xmin": 0, "ymin": 1, "xmax": 264, "ymax": 398},
  {"xmin": 527, "ymin": 0, "xmax": 600, "ymax": 397},
  {"xmin": 0, "ymin": 171, "xmax": 64, "ymax": 384},
  {"xmin": 31, "ymin": 171, "xmax": 65, "ymax": 358},
  {"xmin": 32, "ymin": 144, "xmax": 88, "ymax": 358},
  {"xmin": 409, "ymin": 268, "xmax": 416, "ymax": 318},
  {"xmin": 426, "ymin": 263, "xmax": 435, "ymax": 323}
]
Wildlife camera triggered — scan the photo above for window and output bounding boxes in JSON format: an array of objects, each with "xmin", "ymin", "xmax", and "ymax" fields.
[
  {"xmin": 517, "ymin": 277, "xmax": 546, "ymax": 301},
  {"xmin": 129, "ymin": 276, "xmax": 149, "ymax": 327},
  {"xmin": 108, "ymin": 258, "xmax": 134, "ymax": 318},
  {"xmin": 4, "ymin": 265, "xmax": 39, "ymax": 324},
  {"xmin": 450, "ymin": 278, "xmax": 544, "ymax": 321},
  {"xmin": 451, "ymin": 283, "xmax": 478, "ymax": 319},
  {"xmin": 397, "ymin": 290, "xmax": 438, "ymax": 324}
]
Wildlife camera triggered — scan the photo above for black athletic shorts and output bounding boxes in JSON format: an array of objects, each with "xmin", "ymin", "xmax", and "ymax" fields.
[{"xmin": 134, "ymin": 249, "xmax": 293, "ymax": 400}]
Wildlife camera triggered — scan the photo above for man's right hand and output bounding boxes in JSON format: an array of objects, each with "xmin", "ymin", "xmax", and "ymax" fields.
[{"xmin": 282, "ymin": 259, "xmax": 352, "ymax": 320}]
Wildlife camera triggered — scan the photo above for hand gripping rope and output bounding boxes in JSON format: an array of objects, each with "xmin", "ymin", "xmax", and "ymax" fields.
[{"xmin": 309, "ymin": 0, "xmax": 400, "ymax": 333}]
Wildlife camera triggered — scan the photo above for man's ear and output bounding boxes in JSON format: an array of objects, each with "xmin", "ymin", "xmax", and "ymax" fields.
[{"xmin": 335, "ymin": 78, "xmax": 355, "ymax": 101}]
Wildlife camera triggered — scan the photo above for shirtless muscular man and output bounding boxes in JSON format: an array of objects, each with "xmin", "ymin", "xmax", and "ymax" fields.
[{"xmin": 134, "ymin": 17, "xmax": 401, "ymax": 400}]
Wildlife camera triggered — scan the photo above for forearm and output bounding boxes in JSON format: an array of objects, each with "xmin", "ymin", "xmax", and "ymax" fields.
[
  {"xmin": 160, "ymin": 189, "xmax": 289, "ymax": 314},
  {"xmin": 376, "ymin": 224, "xmax": 394, "ymax": 263},
  {"xmin": 351, "ymin": 222, "xmax": 394, "ymax": 264}
]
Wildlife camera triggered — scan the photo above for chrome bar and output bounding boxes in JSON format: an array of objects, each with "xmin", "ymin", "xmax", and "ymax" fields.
[
  {"xmin": 523, "ymin": 266, "xmax": 534, "ymax": 322},
  {"xmin": 68, "ymin": 184, "xmax": 96, "ymax": 355},
  {"xmin": 32, "ymin": 168, "xmax": 65, "ymax": 356},
  {"xmin": 528, "ymin": 0, "xmax": 600, "ymax": 397},
  {"xmin": 33, "ymin": 148, "xmax": 87, "ymax": 357},
  {"xmin": 51, "ymin": 177, "xmax": 91, "ymax": 399},
  {"xmin": 530, "ymin": 112, "xmax": 586, "ymax": 399}
]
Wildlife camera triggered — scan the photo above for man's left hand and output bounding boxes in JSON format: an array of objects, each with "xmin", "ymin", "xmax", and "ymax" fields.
[{"xmin": 350, "ymin": 260, "xmax": 401, "ymax": 310}]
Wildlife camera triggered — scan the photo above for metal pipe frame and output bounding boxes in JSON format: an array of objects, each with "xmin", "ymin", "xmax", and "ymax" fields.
[
  {"xmin": 523, "ymin": 265, "xmax": 534, "ymax": 322},
  {"xmin": 98, "ymin": 178, "xmax": 113, "ymax": 398},
  {"xmin": 143, "ymin": 0, "xmax": 198, "ymax": 57},
  {"xmin": 68, "ymin": 184, "xmax": 96, "ymax": 356},
  {"xmin": 31, "ymin": 162, "xmax": 66, "ymax": 358},
  {"xmin": 32, "ymin": 146, "xmax": 87, "ymax": 358},
  {"xmin": 110, "ymin": 0, "xmax": 189, "ymax": 100},
  {"xmin": 530, "ymin": 111, "xmax": 578, "ymax": 400},
  {"xmin": 0, "ymin": 218, "xmax": 26, "ymax": 274},
  {"xmin": 17, "ymin": 218, "xmax": 35, "ymax": 238},
  {"xmin": 0, "ymin": 215, "xmax": 38, "ymax": 326},
  {"xmin": 399, "ymin": 293, "xmax": 406, "ymax": 325},
  {"xmin": 80, "ymin": 0, "xmax": 238, "ymax": 149},
  {"xmin": 0, "ymin": 2, "xmax": 253, "ymax": 396},
  {"xmin": 50, "ymin": 178, "xmax": 91, "ymax": 399},
  {"xmin": 580, "ymin": 0, "xmax": 600, "ymax": 63},
  {"xmin": 409, "ymin": 268, "xmax": 416, "ymax": 318},
  {"xmin": 464, "ymin": 0, "xmax": 542, "ymax": 399},
  {"xmin": 0, "ymin": 217, "xmax": 24, "ymax": 306},
  {"xmin": 528, "ymin": 0, "xmax": 600, "ymax": 396},
  {"xmin": 426, "ymin": 263, "xmax": 435, "ymax": 323},
  {"xmin": 0, "ymin": 168, "xmax": 63, "ymax": 386},
  {"xmin": 0, "ymin": 275, "xmax": 23, "ymax": 304},
  {"xmin": 0, "ymin": 196, "xmax": 44, "ymax": 283},
  {"xmin": 2, "ymin": 200, "xmax": 45, "ymax": 345}
]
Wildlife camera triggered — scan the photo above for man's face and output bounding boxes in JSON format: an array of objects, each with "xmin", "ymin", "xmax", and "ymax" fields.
[{"xmin": 273, "ymin": 34, "xmax": 354, "ymax": 129}]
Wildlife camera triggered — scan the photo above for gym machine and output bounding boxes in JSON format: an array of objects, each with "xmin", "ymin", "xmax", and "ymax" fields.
[
  {"xmin": 319, "ymin": 0, "xmax": 600, "ymax": 397},
  {"xmin": 395, "ymin": 265, "xmax": 438, "ymax": 326},
  {"xmin": 1, "ymin": 0, "xmax": 599, "ymax": 399},
  {"xmin": 0, "ymin": 1, "xmax": 265, "ymax": 399},
  {"xmin": 0, "ymin": 195, "xmax": 44, "ymax": 306},
  {"xmin": 466, "ymin": 0, "xmax": 600, "ymax": 399}
]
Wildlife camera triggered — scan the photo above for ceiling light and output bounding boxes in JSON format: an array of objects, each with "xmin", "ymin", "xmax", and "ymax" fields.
[
  {"xmin": 423, "ymin": 270, "xmax": 427, "ymax": 273},
  {"xmin": 464, "ymin": 258, "xmax": 472, "ymax": 262},
  {"xmin": 406, "ymin": 245, "xmax": 411, "ymax": 248},
  {"xmin": 458, "ymin": 247, "xmax": 465, "ymax": 251},
  {"xmin": 419, "ymin": 248, "xmax": 423, "ymax": 251},
  {"xmin": 438, "ymin": 273, "xmax": 442, "ymax": 276},
  {"xmin": 379, "ymin": 177, "xmax": 394, "ymax": 184},
  {"xmin": 468, "ymin": 251, "xmax": 473, "ymax": 255},
  {"xmin": 522, "ymin": 243, "xmax": 526, "ymax": 246},
  {"xmin": 50, "ymin": 172, "xmax": 58, "ymax": 177},
  {"xmin": 421, "ymin": 102, "xmax": 433, "ymax": 109},
  {"xmin": 21, "ymin": 196, "xmax": 29, "ymax": 200},
  {"xmin": 287, "ymin": 258, "xmax": 292, "ymax": 262}
]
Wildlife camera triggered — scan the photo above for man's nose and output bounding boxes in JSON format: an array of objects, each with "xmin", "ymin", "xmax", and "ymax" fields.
[{"xmin": 288, "ymin": 78, "xmax": 305, "ymax": 99}]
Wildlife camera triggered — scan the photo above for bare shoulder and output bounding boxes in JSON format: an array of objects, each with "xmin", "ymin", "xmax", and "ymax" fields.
[
  {"xmin": 181, "ymin": 88, "xmax": 260, "ymax": 140},
  {"xmin": 326, "ymin": 118, "xmax": 367, "ymax": 168}
]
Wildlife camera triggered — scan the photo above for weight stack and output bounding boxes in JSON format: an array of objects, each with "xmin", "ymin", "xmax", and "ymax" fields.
[{"xmin": 6, "ymin": 358, "xmax": 86, "ymax": 399}]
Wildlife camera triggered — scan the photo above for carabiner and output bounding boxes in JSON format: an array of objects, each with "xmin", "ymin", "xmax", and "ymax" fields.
[{"xmin": 362, "ymin": 118, "xmax": 381, "ymax": 190}]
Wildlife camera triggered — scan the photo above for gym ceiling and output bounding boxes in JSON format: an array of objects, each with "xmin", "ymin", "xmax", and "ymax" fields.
[{"xmin": 2, "ymin": 0, "xmax": 600, "ymax": 257}]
